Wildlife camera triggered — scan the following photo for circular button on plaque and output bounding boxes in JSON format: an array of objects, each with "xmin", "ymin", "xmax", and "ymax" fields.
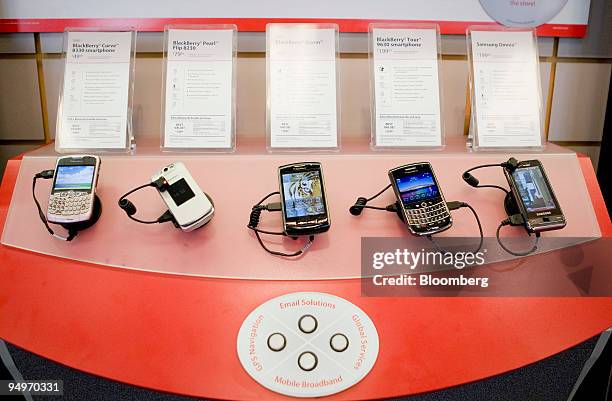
[
  {"xmin": 267, "ymin": 333, "xmax": 286, "ymax": 352},
  {"xmin": 330, "ymin": 333, "xmax": 349, "ymax": 352},
  {"xmin": 298, "ymin": 314, "xmax": 318, "ymax": 334},
  {"xmin": 298, "ymin": 351, "xmax": 318, "ymax": 371}
]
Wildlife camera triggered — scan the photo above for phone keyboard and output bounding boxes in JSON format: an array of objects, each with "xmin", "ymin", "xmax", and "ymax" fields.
[
  {"xmin": 405, "ymin": 202, "xmax": 450, "ymax": 227},
  {"xmin": 48, "ymin": 192, "xmax": 92, "ymax": 216}
]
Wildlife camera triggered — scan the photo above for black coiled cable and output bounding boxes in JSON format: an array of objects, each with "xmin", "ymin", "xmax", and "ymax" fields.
[
  {"xmin": 247, "ymin": 192, "xmax": 315, "ymax": 257},
  {"xmin": 248, "ymin": 206, "xmax": 263, "ymax": 229},
  {"xmin": 496, "ymin": 220, "xmax": 541, "ymax": 256},
  {"xmin": 349, "ymin": 184, "xmax": 392, "ymax": 215},
  {"xmin": 118, "ymin": 182, "xmax": 176, "ymax": 226},
  {"xmin": 32, "ymin": 170, "xmax": 78, "ymax": 241}
]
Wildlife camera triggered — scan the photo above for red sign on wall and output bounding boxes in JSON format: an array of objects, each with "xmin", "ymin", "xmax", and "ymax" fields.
[{"xmin": 0, "ymin": 0, "xmax": 591, "ymax": 37}]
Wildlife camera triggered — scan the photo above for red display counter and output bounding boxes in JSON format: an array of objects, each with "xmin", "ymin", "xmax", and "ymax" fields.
[{"xmin": 0, "ymin": 141, "xmax": 610, "ymax": 400}]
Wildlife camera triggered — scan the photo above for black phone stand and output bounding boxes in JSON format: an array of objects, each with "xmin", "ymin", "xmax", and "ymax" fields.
[
  {"xmin": 503, "ymin": 191, "xmax": 520, "ymax": 217},
  {"xmin": 60, "ymin": 195, "xmax": 103, "ymax": 233},
  {"xmin": 393, "ymin": 201, "xmax": 405, "ymax": 223},
  {"xmin": 32, "ymin": 169, "xmax": 103, "ymax": 241}
]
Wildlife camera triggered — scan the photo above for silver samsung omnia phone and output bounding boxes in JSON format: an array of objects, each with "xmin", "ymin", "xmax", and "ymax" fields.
[
  {"xmin": 47, "ymin": 155, "xmax": 101, "ymax": 225},
  {"xmin": 151, "ymin": 161, "xmax": 214, "ymax": 232},
  {"xmin": 389, "ymin": 162, "xmax": 452, "ymax": 236},
  {"xmin": 278, "ymin": 162, "xmax": 331, "ymax": 237}
]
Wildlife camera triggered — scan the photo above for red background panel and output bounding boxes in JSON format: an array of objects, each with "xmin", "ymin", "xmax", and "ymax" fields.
[{"xmin": 0, "ymin": 18, "xmax": 587, "ymax": 37}]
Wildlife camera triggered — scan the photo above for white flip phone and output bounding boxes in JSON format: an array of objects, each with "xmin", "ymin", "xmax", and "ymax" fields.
[{"xmin": 151, "ymin": 162, "xmax": 214, "ymax": 232}]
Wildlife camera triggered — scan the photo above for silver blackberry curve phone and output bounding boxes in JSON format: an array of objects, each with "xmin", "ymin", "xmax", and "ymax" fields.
[{"xmin": 47, "ymin": 155, "xmax": 101, "ymax": 225}]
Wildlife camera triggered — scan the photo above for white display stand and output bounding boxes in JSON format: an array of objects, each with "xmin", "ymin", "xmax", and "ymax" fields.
[
  {"xmin": 467, "ymin": 26, "xmax": 544, "ymax": 151},
  {"xmin": 236, "ymin": 292, "xmax": 379, "ymax": 397},
  {"xmin": 161, "ymin": 25, "xmax": 237, "ymax": 152},
  {"xmin": 266, "ymin": 23, "xmax": 341, "ymax": 152},
  {"xmin": 1, "ymin": 139, "xmax": 602, "ymax": 280},
  {"xmin": 55, "ymin": 28, "xmax": 136, "ymax": 153},
  {"xmin": 369, "ymin": 23, "xmax": 444, "ymax": 150}
]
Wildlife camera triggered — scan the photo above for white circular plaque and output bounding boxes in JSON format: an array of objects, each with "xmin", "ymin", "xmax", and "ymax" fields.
[
  {"xmin": 479, "ymin": 0, "xmax": 569, "ymax": 28},
  {"xmin": 236, "ymin": 292, "xmax": 379, "ymax": 398}
]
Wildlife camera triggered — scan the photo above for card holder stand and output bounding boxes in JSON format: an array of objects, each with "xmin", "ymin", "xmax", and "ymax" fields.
[
  {"xmin": 160, "ymin": 24, "xmax": 237, "ymax": 153},
  {"xmin": 466, "ymin": 26, "xmax": 545, "ymax": 152},
  {"xmin": 266, "ymin": 23, "xmax": 341, "ymax": 153},
  {"xmin": 369, "ymin": 23, "xmax": 445, "ymax": 150},
  {"xmin": 55, "ymin": 27, "xmax": 137, "ymax": 154}
]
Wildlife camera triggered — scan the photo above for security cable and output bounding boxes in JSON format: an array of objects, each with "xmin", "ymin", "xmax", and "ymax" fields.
[
  {"xmin": 350, "ymin": 186, "xmax": 484, "ymax": 253},
  {"xmin": 349, "ymin": 184, "xmax": 393, "ymax": 214},
  {"xmin": 247, "ymin": 191, "xmax": 315, "ymax": 257},
  {"xmin": 461, "ymin": 158, "xmax": 519, "ymax": 195},
  {"xmin": 118, "ymin": 178, "xmax": 176, "ymax": 226},
  {"xmin": 462, "ymin": 158, "xmax": 543, "ymax": 256},
  {"xmin": 32, "ymin": 169, "xmax": 77, "ymax": 241},
  {"xmin": 496, "ymin": 218, "xmax": 541, "ymax": 256},
  {"xmin": 426, "ymin": 201, "xmax": 484, "ymax": 254}
]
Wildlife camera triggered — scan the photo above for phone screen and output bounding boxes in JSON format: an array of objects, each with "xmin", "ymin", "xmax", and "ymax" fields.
[
  {"xmin": 52, "ymin": 165, "xmax": 95, "ymax": 193},
  {"xmin": 395, "ymin": 171, "xmax": 440, "ymax": 205},
  {"xmin": 167, "ymin": 178, "xmax": 195, "ymax": 207},
  {"xmin": 512, "ymin": 166, "xmax": 557, "ymax": 213},
  {"xmin": 281, "ymin": 170, "xmax": 326, "ymax": 219}
]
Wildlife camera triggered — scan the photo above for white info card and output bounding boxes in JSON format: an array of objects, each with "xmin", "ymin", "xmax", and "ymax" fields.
[
  {"xmin": 372, "ymin": 28, "xmax": 442, "ymax": 147},
  {"xmin": 470, "ymin": 30, "xmax": 543, "ymax": 148},
  {"xmin": 268, "ymin": 26, "xmax": 339, "ymax": 149},
  {"xmin": 163, "ymin": 29, "xmax": 234, "ymax": 149},
  {"xmin": 57, "ymin": 31, "xmax": 132, "ymax": 150}
]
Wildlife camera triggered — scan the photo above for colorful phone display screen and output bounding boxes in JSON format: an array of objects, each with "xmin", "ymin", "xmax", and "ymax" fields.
[
  {"xmin": 395, "ymin": 171, "xmax": 440, "ymax": 205},
  {"xmin": 513, "ymin": 166, "xmax": 556, "ymax": 212},
  {"xmin": 282, "ymin": 171, "xmax": 326, "ymax": 218},
  {"xmin": 52, "ymin": 165, "xmax": 95, "ymax": 193}
]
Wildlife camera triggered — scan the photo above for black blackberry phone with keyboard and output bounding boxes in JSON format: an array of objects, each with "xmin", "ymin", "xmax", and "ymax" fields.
[{"xmin": 389, "ymin": 162, "xmax": 452, "ymax": 236}]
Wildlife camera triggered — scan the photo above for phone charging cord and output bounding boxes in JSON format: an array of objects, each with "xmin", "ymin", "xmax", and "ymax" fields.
[
  {"xmin": 462, "ymin": 159, "xmax": 541, "ymax": 256},
  {"xmin": 496, "ymin": 217, "xmax": 541, "ymax": 256},
  {"xmin": 349, "ymin": 184, "xmax": 394, "ymax": 214},
  {"xmin": 350, "ymin": 185, "xmax": 484, "ymax": 253},
  {"xmin": 426, "ymin": 201, "xmax": 484, "ymax": 254},
  {"xmin": 247, "ymin": 191, "xmax": 315, "ymax": 258},
  {"xmin": 32, "ymin": 169, "xmax": 78, "ymax": 241},
  {"xmin": 118, "ymin": 179, "xmax": 177, "ymax": 226},
  {"xmin": 461, "ymin": 157, "xmax": 519, "ymax": 195}
]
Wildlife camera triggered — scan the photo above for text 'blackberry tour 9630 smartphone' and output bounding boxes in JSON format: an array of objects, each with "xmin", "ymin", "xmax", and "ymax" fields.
[
  {"xmin": 504, "ymin": 160, "xmax": 566, "ymax": 233},
  {"xmin": 47, "ymin": 155, "xmax": 101, "ymax": 224},
  {"xmin": 389, "ymin": 162, "xmax": 452, "ymax": 236},
  {"xmin": 279, "ymin": 162, "xmax": 330, "ymax": 237}
]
